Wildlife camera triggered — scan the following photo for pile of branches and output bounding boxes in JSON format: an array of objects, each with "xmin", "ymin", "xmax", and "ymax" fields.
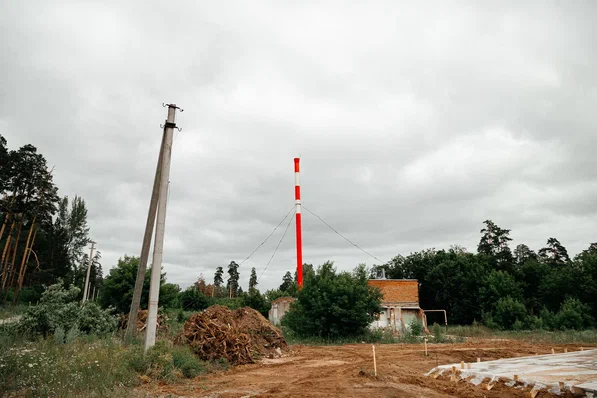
[
  {"xmin": 183, "ymin": 305, "xmax": 287, "ymax": 365},
  {"xmin": 119, "ymin": 309, "xmax": 169, "ymax": 332}
]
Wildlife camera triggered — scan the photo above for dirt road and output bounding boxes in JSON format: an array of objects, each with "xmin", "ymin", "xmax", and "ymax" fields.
[{"xmin": 143, "ymin": 340, "xmax": 594, "ymax": 397}]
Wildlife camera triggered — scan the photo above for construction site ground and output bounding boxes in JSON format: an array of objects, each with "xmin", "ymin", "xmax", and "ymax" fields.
[{"xmin": 140, "ymin": 339, "xmax": 597, "ymax": 398}]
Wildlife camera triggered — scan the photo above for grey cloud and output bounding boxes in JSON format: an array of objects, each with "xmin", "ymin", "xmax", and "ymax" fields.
[{"xmin": 2, "ymin": 0, "xmax": 597, "ymax": 290}]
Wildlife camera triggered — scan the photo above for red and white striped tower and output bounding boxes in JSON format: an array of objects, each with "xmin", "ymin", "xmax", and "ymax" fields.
[{"xmin": 294, "ymin": 158, "xmax": 303, "ymax": 289}]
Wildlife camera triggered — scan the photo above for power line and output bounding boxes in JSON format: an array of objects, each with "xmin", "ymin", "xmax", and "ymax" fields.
[
  {"xmin": 302, "ymin": 206, "xmax": 385, "ymax": 264},
  {"xmin": 258, "ymin": 210, "xmax": 295, "ymax": 282},
  {"xmin": 239, "ymin": 206, "xmax": 295, "ymax": 267}
]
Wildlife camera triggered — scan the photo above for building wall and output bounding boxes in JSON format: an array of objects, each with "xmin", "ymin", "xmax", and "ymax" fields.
[
  {"xmin": 269, "ymin": 297, "xmax": 295, "ymax": 325},
  {"xmin": 367, "ymin": 279, "xmax": 419, "ymax": 304}
]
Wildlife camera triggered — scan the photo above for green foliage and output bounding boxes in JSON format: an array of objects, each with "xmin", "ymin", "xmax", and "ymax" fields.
[
  {"xmin": 226, "ymin": 261, "xmax": 240, "ymax": 296},
  {"xmin": 279, "ymin": 271, "xmax": 295, "ymax": 293},
  {"xmin": 282, "ymin": 262, "xmax": 383, "ymax": 338},
  {"xmin": 179, "ymin": 287, "xmax": 214, "ymax": 311},
  {"xmin": 554, "ymin": 298, "xmax": 594, "ymax": 330},
  {"xmin": 213, "ymin": 266, "xmax": 224, "ymax": 287},
  {"xmin": 160, "ymin": 283, "xmax": 181, "ymax": 309},
  {"xmin": 0, "ymin": 335, "xmax": 138, "ymax": 396},
  {"xmin": 431, "ymin": 323, "xmax": 445, "ymax": 343},
  {"xmin": 99, "ymin": 255, "xmax": 168, "ymax": 314},
  {"xmin": 128, "ymin": 340, "xmax": 208, "ymax": 381},
  {"xmin": 487, "ymin": 296, "xmax": 528, "ymax": 330},
  {"xmin": 17, "ymin": 282, "xmax": 118, "ymax": 338},
  {"xmin": 408, "ymin": 318, "xmax": 423, "ymax": 336},
  {"xmin": 249, "ymin": 267, "xmax": 258, "ymax": 291},
  {"xmin": 241, "ymin": 290, "xmax": 270, "ymax": 317}
]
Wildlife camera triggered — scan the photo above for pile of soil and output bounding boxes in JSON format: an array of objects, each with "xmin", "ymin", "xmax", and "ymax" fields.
[
  {"xmin": 183, "ymin": 305, "xmax": 287, "ymax": 365},
  {"xmin": 120, "ymin": 309, "xmax": 169, "ymax": 332}
]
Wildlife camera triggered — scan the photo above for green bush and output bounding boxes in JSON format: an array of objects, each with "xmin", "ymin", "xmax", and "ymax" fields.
[
  {"xmin": 128, "ymin": 340, "xmax": 207, "ymax": 380},
  {"xmin": 489, "ymin": 296, "xmax": 528, "ymax": 330},
  {"xmin": 431, "ymin": 322, "xmax": 445, "ymax": 343},
  {"xmin": 179, "ymin": 288, "xmax": 214, "ymax": 311},
  {"xmin": 17, "ymin": 282, "xmax": 118, "ymax": 338},
  {"xmin": 554, "ymin": 298, "xmax": 594, "ymax": 330},
  {"xmin": 282, "ymin": 262, "xmax": 382, "ymax": 338},
  {"xmin": 408, "ymin": 318, "xmax": 423, "ymax": 336}
]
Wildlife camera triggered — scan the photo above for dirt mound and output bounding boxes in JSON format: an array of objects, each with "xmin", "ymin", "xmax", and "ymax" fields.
[
  {"xmin": 183, "ymin": 305, "xmax": 287, "ymax": 365},
  {"xmin": 120, "ymin": 309, "xmax": 169, "ymax": 332}
]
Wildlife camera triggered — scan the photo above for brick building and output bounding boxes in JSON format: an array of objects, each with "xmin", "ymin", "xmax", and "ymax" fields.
[{"xmin": 367, "ymin": 279, "xmax": 427, "ymax": 333}]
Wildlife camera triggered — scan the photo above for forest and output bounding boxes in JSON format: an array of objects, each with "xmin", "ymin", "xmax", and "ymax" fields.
[{"xmin": 0, "ymin": 135, "xmax": 102, "ymax": 305}]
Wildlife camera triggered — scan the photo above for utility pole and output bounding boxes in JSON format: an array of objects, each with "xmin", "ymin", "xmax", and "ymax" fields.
[
  {"xmin": 82, "ymin": 241, "xmax": 96, "ymax": 303},
  {"xmin": 144, "ymin": 104, "xmax": 181, "ymax": 353},
  {"xmin": 125, "ymin": 128, "xmax": 166, "ymax": 342}
]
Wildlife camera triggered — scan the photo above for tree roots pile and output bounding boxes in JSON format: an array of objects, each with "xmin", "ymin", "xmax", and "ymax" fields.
[
  {"xmin": 183, "ymin": 305, "xmax": 287, "ymax": 365},
  {"xmin": 119, "ymin": 309, "xmax": 169, "ymax": 332}
]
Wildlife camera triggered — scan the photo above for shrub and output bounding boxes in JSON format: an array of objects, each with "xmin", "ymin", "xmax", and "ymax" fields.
[
  {"xmin": 540, "ymin": 307, "xmax": 556, "ymax": 329},
  {"xmin": 17, "ymin": 282, "xmax": 118, "ymax": 338},
  {"xmin": 179, "ymin": 288, "xmax": 214, "ymax": 311},
  {"xmin": 408, "ymin": 318, "xmax": 423, "ymax": 336},
  {"xmin": 282, "ymin": 262, "xmax": 382, "ymax": 338},
  {"xmin": 431, "ymin": 322, "xmax": 444, "ymax": 343},
  {"xmin": 490, "ymin": 296, "xmax": 528, "ymax": 330},
  {"xmin": 525, "ymin": 315, "xmax": 543, "ymax": 330},
  {"xmin": 554, "ymin": 298, "xmax": 594, "ymax": 330},
  {"xmin": 128, "ymin": 340, "xmax": 207, "ymax": 380}
]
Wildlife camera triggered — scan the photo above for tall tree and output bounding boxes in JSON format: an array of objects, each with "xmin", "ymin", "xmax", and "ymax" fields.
[
  {"xmin": 226, "ymin": 261, "xmax": 240, "ymax": 297},
  {"xmin": 279, "ymin": 271, "xmax": 294, "ymax": 292},
  {"xmin": 477, "ymin": 220, "xmax": 513, "ymax": 269},
  {"xmin": 214, "ymin": 266, "xmax": 224, "ymax": 287},
  {"xmin": 249, "ymin": 267, "xmax": 258, "ymax": 291},
  {"xmin": 514, "ymin": 244, "xmax": 537, "ymax": 265},
  {"xmin": 538, "ymin": 237, "xmax": 570, "ymax": 265}
]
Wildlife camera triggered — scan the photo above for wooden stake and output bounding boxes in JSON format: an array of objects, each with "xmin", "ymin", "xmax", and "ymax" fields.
[
  {"xmin": 424, "ymin": 338, "xmax": 428, "ymax": 356},
  {"xmin": 477, "ymin": 357, "xmax": 481, "ymax": 362},
  {"xmin": 460, "ymin": 361, "xmax": 464, "ymax": 369},
  {"xmin": 551, "ymin": 348, "xmax": 555, "ymax": 354},
  {"xmin": 581, "ymin": 347, "xmax": 584, "ymax": 351},
  {"xmin": 372, "ymin": 345, "xmax": 377, "ymax": 377},
  {"xmin": 564, "ymin": 348, "xmax": 568, "ymax": 353}
]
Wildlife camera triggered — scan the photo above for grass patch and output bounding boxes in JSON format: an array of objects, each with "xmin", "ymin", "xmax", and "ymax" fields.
[
  {"xmin": 0, "ymin": 304, "xmax": 27, "ymax": 320},
  {"xmin": 0, "ymin": 332, "xmax": 223, "ymax": 397},
  {"xmin": 447, "ymin": 324, "xmax": 597, "ymax": 345},
  {"xmin": 0, "ymin": 334, "xmax": 138, "ymax": 397},
  {"xmin": 281, "ymin": 326, "xmax": 462, "ymax": 346}
]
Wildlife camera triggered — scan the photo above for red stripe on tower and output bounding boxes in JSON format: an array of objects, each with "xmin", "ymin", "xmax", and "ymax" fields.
[{"xmin": 294, "ymin": 157, "xmax": 303, "ymax": 289}]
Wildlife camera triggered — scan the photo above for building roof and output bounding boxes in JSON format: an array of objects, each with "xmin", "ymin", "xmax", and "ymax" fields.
[
  {"xmin": 271, "ymin": 296, "xmax": 296, "ymax": 304},
  {"xmin": 367, "ymin": 279, "xmax": 419, "ymax": 304}
]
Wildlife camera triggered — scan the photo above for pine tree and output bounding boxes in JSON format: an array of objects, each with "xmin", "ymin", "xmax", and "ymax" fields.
[
  {"xmin": 249, "ymin": 267, "xmax": 258, "ymax": 291},
  {"xmin": 226, "ymin": 261, "xmax": 240, "ymax": 297},
  {"xmin": 214, "ymin": 266, "xmax": 224, "ymax": 287}
]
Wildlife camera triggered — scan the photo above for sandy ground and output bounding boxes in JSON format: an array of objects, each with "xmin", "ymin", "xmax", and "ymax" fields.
[{"xmin": 140, "ymin": 340, "xmax": 596, "ymax": 397}]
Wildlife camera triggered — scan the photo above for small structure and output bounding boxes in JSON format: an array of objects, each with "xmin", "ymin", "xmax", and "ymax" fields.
[
  {"xmin": 268, "ymin": 296, "xmax": 296, "ymax": 325},
  {"xmin": 367, "ymin": 278, "xmax": 427, "ymax": 334}
]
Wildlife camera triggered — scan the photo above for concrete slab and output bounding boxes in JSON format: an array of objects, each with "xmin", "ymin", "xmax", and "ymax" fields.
[{"xmin": 426, "ymin": 349, "xmax": 597, "ymax": 396}]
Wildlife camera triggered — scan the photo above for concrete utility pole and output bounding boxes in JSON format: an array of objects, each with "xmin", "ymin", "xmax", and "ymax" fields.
[
  {"xmin": 144, "ymin": 104, "xmax": 180, "ymax": 353},
  {"xmin": 125, "ymin": 130, "xmax": 166, "ymax": 341},
  {"xmin": 82, "ymin": 241, "xmax": 96, "ymax": 303}
]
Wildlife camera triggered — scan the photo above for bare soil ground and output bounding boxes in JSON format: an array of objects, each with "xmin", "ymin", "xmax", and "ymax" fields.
[{"xmin": 140, "ymin": 340, "xmax": 596, "ymax": 397}]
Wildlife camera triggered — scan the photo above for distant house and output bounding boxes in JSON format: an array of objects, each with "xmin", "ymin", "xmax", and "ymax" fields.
[
  {"xmin": 367, "ymin": 279, "xmax": 428, "ymax": 334},
  {"xmin": 268, "ymin": 296, "xmax": 296, "ymax": 325}
]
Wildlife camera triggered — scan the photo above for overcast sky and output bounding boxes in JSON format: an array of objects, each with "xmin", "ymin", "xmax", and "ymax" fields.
[{"xmin": 2, "ymin": 1, "xmax": 596, "ymax": 290}]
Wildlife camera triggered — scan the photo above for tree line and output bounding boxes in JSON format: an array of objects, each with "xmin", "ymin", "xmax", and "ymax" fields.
[
  {"xmin": 373, "ymin": 220, "xmax": 597, "ymax": 330},
  {"xmin": 0, "ymin": 135, "xmax": 101, "ymax": 304}
]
